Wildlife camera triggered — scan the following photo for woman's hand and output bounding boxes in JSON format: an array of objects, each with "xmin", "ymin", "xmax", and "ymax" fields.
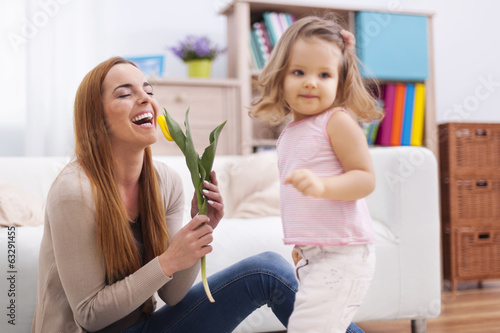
[
  {"xmin": 158, "ymin": 215, "xmax": 213, "ymax": 277},
  {"xmin": 190, "ymin": 170, "xmax": 224, "ymax": 229}
]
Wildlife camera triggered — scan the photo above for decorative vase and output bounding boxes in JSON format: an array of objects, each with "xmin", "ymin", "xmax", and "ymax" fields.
[{"xmin": 186, "ymin": 59, "xmax": 211, "ymax": 78}]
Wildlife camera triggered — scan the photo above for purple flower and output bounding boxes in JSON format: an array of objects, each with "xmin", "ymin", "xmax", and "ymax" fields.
[{"xmin": 169, "ymin": 35, "xmax": 226, "ymax": 62}]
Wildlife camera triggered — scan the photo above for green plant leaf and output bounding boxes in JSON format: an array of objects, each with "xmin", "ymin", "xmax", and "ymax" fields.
[
  {"xmin": 199, "ymin": 120, "xmax": 227, "ymax": 182},
  {"xmin": 163, "ymin": 108, "xmax": 186, "ymax": 153},
  {"xmin": 182, "ymin": 108, "xmax": 202, "ymax": 196},
  {"xmin": 197, "ymin": 160, "xmax": 208, "ymax": 215}
]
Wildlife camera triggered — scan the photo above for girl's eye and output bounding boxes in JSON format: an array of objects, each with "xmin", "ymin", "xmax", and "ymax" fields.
[
  {"xmin": 319, "ymin": 72, "xmax": 330, "ymax": 78},
  {"xmin": 292, "ymin": 70, "xmax": 304, "ymax": 76}
]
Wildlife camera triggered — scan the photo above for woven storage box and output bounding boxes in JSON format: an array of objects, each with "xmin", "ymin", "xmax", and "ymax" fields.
[
  {"xmin": 441, "ymin": 177, "xmax": 500, "ymax": 228},
  {"xmin": 456, "ymin": 178, "xmax": 500, "ymax": 226},
  {"xmin": 457, "ymin": 230, "xmax": 500, "ymax": 278},
  {"xmin": 439, "ymin": 123, "xmax": 500, "ymax": 173},
  {"xmin": 439, "ymin": 122, "xmax": 500, "ymax": 290}
]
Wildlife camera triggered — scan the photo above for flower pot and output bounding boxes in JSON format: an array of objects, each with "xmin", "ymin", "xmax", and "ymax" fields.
[{"xmin": 186, "ymin": 59, "xmax": 211, "ymax": 78}]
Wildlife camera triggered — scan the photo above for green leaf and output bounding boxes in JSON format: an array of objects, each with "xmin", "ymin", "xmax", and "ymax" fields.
[
  {"xmin": 182, "ymin": 108, "xmax": 202, "ymax": 191},
  {"xmin": 199, "ymin": 120, "xmax": 227, "ymax": 181},
  {"xmin": 163, "ymin": 108, "xmax": 186, "ymax": 153},
  {"xmin": 197, "ymin": 160, "xmax": 208, "ymax": 215}
]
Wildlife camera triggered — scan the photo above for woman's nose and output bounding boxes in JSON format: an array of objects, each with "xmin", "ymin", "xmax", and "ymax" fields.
[{"xmin": 138, "ymin": 91, "xmax": 151, "ymax": 104}]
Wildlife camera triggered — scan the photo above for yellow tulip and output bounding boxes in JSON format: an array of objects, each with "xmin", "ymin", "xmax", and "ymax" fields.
[
  {"xmin": 158, "ymin": 108, "xmax": 226, "ymax": 303},
  {"xmin": 157, "ymin": 115, "xmax": 173, "ymax": 141}
]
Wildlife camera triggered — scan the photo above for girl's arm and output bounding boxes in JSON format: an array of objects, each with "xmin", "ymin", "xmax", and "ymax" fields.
[{"xmin": 284, "ymin": 111, "xmax": 375, "ymax": 201}]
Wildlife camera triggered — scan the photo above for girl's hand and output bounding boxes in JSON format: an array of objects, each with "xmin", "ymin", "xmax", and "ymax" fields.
[
  {"xmin": 292, "ymin": 248, "xmax": 303, "ymax": 266},
  {"xmin": 190, "ymin": 170, "xmax": 224, "ymax": 229},
  {"xmin": 159, "ymin": 215, "xmax": 213, "ymax": 276},
  {"xmin": 284, "ymin": 169, "xmax": 325, "ymax": 198}
]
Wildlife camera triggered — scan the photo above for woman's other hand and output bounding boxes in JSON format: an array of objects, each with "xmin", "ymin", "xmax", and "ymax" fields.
[{"xmin": 191, "ymin": 171, "xmax": 224, "ymax": 229}]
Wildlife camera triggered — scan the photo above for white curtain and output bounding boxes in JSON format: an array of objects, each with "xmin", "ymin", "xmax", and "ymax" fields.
[{"xmin": 24, "ymin": 0, "xmax": 101, "ymax": 156}]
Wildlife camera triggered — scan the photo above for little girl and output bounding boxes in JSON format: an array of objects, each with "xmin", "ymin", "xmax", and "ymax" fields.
[{"xmin": 250, "ymin": 15, "xmax": 383, "ymax": 333}]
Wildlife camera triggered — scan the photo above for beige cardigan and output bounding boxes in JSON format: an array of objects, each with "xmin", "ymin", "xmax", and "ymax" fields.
[{"xmin": 31, "ymin": 161, "xmax": 199, "ymax": 333}]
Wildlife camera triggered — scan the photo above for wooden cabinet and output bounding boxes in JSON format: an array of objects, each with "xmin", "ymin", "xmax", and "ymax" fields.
[
  {"xmin": 439, "ymin": 122, "xmax": 500, "ymax": 290},
  {"xmin": 219, "ymin": 0, "xmax": 437, "ymax": 156},
  {"xmin": 149, "ymin": 77, "xmax": 240, "ymax": 155}
]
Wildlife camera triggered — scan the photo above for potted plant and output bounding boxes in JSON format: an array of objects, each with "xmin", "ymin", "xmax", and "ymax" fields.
[{"xmin": 169, "ymin": 35, "xmax": 226, "ymax": 78}]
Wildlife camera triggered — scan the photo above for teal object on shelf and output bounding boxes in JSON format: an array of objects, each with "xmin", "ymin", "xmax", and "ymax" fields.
[{"xmin": 356, "ymin": 11, "xmax": 429, "ymax": 81}]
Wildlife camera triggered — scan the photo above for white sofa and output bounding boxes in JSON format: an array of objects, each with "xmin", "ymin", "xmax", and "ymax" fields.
[{"xmin": 0, "ymin": 147, "xmax": 441, "ymax": 333}]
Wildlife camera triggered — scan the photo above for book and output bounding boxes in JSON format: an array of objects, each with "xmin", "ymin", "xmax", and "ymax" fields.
[
  {"xmin": 411, "ymin": 83, "xmax": 426, "ymax": 146},
  {"xmin": 363, "ymin": 119, "xmax": 381, "ymax": 145},
  {"xmin": 250, "ymin": 29, "xmax": 265, "ymax": 69},
  {"xmin": 252, "ymin": 22, "xmax": 271, "ymax": 60},
  {"xmin": 249, "ymin": 35, "xmax": 260, "ymax": 69},
  {"xmin": 390, "ymin": 83, "xmax": 407, "ymax": 146},
  {"xmin": 263, "ymin": 12, "xmax": 282, "ymax": 46},
  {"xmin": 376, "ymin": 83, "xmax": 396, "ymax": 146},
  {"xmin": 401, "ymin": 83, "xmax": 416, "ymax": 146},
  {"xmin": 278, "ymin": 12, "xmax": 293, "ymax": 34},
  {"xmin": 260, "ymin": 21, "xmax": 275, "ymax": 51}
]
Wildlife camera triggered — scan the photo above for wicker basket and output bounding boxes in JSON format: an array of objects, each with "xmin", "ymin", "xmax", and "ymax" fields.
[
  {"xmin": 456, "ymin": 178, "xmax": 500, "ymax": 224},
  {"xmin": 439, "ymin": 122, "xmax": 500, "ymax": 290},
  {"xmin": 439, "ymin": 123, "xmax": 500, "ymax": 173},
  {"xmin": 458, "ymin": 230, "xmax": 500, "ymax": 278}
]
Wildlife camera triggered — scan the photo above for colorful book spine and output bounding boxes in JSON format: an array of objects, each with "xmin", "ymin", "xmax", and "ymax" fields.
[
  {"xmin": 411, "ymin": 83, "xmax": 426, "ymax": 146},
  {"xmin": 260, "ymin": 21, "xmax": 274, "ymax": 51},
  {"xmin": 253, "ymin": 22, "xmax": 271, "ymax": 60},
  {"xmin": 262, "ymin": 12, "xmax": 281, "ymax": 46},
  {"xmin": 364, "ymin": 120, "xmax": 381, "ymax": 145},
  {"xmin": 250, "ymin": 28, "xmax": 265, "ymax": 69},
  {"xmin": 249, "ymin": 34, "xmax": 260, "ymax": 69},
  {"xmin": 401, "ymin": 83, "xmax": 416, "ymax": 146},
  {"xmin": 375, "ymin": 83, "xmax": 396, "ymax": 146},
  {"xmin": 390, "ymin": 83, "xmax": 407, "ymax": 146}
]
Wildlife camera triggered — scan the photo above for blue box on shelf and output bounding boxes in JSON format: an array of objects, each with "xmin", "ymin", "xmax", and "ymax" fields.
[{"xmin": 355, "ymin": 11, "xmax": 429, "ymax": 81}]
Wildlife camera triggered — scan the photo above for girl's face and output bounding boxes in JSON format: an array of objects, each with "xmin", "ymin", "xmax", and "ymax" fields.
[
  {"xmin": 101, "ymin": 63, "xmax": 159, "ymax": 152},
  {"xmin": 283, "ymin": 36, "xmax": 342, "ymax": 122}
]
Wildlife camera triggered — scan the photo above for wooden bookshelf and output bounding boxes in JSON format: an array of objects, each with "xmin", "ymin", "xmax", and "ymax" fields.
[{"xmin": 219, "ymin": 0, "xmax": 437, "ymax": 157}]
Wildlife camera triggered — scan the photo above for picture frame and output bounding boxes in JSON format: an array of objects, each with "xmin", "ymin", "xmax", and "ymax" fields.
[{"xmin": 126, "ymin": 55, "xmax": 165, "ymax": 77}]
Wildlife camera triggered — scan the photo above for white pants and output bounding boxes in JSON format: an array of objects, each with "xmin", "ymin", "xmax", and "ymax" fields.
[{"xmin": 287, "ymin": 244, "xmax": 376, "ymax": 333}]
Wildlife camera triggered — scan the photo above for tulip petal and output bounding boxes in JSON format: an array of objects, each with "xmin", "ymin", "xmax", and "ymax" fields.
[{"xmin": 157, "ymin": 115, "xmax": 173, "ymax": 141}]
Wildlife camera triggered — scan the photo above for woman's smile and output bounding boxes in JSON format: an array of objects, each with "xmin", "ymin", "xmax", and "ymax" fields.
[{"xmin": 131, "ymin": 111, "xmax": 155, "ymax": 128}]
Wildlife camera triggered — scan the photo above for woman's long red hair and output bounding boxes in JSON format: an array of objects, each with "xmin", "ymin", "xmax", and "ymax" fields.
[{"xmin": 73, "ymin": 56, "xmax": 170, "ymax": 283}]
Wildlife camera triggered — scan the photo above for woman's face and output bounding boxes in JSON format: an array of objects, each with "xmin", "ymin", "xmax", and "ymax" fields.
[{"xmin": 101, "ymin": 63, "xmax": 159, "ymax": 152}]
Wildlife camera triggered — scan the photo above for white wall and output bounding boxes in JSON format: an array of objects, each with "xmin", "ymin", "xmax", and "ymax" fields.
[{"xmin": 1, "ymin": 0, "xmax": 500, "ymax": 156}]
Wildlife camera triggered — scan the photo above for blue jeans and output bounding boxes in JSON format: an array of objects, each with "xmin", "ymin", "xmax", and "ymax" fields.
[{"xmin": 122, "ymin": 252, "xmax": 364, "ymax": 333}]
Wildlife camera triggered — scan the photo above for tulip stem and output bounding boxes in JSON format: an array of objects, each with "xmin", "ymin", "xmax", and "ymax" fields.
[
  {"xmin": 201, "ymin": 255, "xmax": 215, "ymax": 303},
  {"xmin": 199, "ymin": 197, "xmax": 215, "ymax": 302}
]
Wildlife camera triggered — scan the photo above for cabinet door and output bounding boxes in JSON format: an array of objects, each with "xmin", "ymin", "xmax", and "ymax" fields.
[{"xmin": 151, "ymin": 83, "xmax": 239, "ymax": 156}]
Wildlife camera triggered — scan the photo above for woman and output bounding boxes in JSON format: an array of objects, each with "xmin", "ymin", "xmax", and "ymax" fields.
[{"xmin": 31, "ymin": 56, "xmax": 364, "ymax": 333}]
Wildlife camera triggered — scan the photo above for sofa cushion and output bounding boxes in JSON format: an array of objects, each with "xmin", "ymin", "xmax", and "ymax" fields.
[
  {"xmin": 0, "ymin": 183, "xmax": 44, "ymax": 227},
  {"xmin": 225, "ymin": 151, "xmax": 280, "ymax": 218}
]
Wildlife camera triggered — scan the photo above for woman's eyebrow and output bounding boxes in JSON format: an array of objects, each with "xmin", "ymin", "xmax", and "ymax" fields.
[
  {"xmin": 113, "ymin": 83, "xmax": 133, "ymax": 93},
  {"xmin": 112, "ymin": 82, "xmax": 151, "ymax": 93}
]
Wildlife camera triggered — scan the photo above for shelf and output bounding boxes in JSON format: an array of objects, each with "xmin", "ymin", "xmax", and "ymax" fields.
[{"xmin": 220, "ymin": 0, "xmax": 437, "ymax": 156}]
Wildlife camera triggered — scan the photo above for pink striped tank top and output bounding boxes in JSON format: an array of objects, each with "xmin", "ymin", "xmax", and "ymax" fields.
[{"xmin": 276, "ymin": 108, "xmax": 375, "ymax": 246}]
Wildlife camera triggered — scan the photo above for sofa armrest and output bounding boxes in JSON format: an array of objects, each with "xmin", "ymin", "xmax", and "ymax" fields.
[{"xmin": 362, "ymin": 147, "xmax": 441, "ymax": 320}]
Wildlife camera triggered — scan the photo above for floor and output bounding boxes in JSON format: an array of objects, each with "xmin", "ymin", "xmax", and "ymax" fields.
[{"xmin": 357, "ymin": 280, "xmax": 500, "ymax": 333}]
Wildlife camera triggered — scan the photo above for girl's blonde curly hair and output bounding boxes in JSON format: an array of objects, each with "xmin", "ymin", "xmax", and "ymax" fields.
[{"xmin": 250, "ymin": 14, "xmax": 384, "ymax": 125}]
